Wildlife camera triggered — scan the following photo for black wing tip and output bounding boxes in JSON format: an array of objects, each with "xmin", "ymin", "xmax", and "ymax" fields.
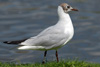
[
  {"xmin": 3, "ymin": 41, "xmax": 11, "ymax": 44},
  {"xmin": 3, "ymin": 38, "xmax": 27, "ymax": 44},
  {"xmin": 3, "ymin": 41, "xmax": 20, "ymax": 44},
  {"xmin": 3, "ymin": 41, "xmax": 8, "ymax": 43}
]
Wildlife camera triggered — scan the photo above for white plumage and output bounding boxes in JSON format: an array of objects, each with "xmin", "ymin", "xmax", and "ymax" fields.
[
  {"xmin": 18, "ymin": 6, "xmax": 74, "ymax": 50},
  {"xmin": 4, "ymin": 3, "xmax": 78, "ymax": 63}
]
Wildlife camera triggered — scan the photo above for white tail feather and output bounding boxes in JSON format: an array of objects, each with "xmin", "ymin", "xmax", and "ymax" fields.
[{"xmin": 18, "ymin": 46, "xmax": 45, "ymax": 50}]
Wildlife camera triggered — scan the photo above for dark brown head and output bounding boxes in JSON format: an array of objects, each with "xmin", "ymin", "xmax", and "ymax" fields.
[{"xmin": 60, "ymin": 3, "xmax": 78, "ymax": 13}]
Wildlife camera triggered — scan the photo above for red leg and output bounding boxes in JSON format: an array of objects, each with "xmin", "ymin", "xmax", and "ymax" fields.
[{"xmin": 56, "ymin": 50, "xmax": 59, "ymax": 62}]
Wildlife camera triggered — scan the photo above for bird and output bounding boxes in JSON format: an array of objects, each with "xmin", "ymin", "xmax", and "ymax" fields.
[{"xmin": 3, "ymin": 3, "xmax": 78, "ymax": 63}]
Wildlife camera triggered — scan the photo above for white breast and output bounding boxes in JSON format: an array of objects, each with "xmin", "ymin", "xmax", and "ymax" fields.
[{"xmin": 62, "ymin": 22, "xmax": 74, "ymax": 45}]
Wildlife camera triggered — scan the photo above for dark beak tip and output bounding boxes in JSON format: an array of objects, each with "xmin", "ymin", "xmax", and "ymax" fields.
[{"xmin": 71, "ymin": 9, "xmax": 78, "ymax": 11}]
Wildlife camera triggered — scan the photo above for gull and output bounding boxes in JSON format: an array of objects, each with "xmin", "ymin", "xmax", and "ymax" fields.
[{"xmin": 3, "ymin": 3, "xmax": 78, "ymax": 63}]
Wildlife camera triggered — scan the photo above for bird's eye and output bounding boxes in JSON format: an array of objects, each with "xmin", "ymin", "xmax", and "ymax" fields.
[{"xmin": 67, "ymin": 6, "xmax": 70, "ymax": 8}]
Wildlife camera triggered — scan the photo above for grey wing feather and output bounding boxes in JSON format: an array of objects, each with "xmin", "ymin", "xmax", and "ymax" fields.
[{"xmin": 20, "ymin": 25, "xmax": 69, "ymax": 47}]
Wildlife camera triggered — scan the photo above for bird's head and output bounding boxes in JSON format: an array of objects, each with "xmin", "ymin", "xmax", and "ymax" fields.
[{"xmin": 59, "ymin": 3, "xmax": 78, "ymax": 13}]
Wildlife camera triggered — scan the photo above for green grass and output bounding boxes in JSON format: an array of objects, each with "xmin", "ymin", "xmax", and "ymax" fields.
[{"xmin": 0, "ymin": 60, "xmax": 100, "ymax": 67}]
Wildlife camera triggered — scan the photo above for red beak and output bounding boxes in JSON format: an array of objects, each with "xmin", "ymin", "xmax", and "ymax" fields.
[{"xmin": 71, "ymin": 8, "xmax": 78, "ymax": 11}]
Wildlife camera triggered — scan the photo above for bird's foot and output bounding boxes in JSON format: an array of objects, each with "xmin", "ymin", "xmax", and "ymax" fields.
[{"xmin": 42, "ymin": 60, "xmax": 45, "ymax": 64}]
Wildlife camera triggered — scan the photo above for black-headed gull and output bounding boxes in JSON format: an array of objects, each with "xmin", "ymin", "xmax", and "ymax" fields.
[{"xmin": 4, "ymin": 3, "xmax": 78, "ymax": 63}]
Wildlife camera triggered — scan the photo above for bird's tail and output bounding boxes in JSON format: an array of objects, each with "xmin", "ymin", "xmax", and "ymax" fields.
[{"xmin": 3, "ymin": 39, "xmax": 27, "ymax": 44}]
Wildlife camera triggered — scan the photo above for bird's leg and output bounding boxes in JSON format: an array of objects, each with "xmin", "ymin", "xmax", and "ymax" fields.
[
  {"xmin": 42, "ymin": 50, "xmax": 47, "ymax": 64},
  {"xmin": 55, "ymin": 50, "xmax": 59, "ymax": 62}
]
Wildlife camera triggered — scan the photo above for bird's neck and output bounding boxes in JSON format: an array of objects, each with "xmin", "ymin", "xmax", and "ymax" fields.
[
  {"xmin": 59, "ymin": 13, "xmax": 71, "ymax": 21},
  {"xmin": 57, "ymin": 13, "xmax": 72, "ymax": 26},
  {"xmin": 56, "ymin": 6, "xmax": 73, "ymax": 28},
  {"xmin": 57, "ymin": 6, "xmax": 72, "ymax": 23},
  {"xmin": 57, "ymin": 13, "xmax": 74, "ymax": 36}
]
